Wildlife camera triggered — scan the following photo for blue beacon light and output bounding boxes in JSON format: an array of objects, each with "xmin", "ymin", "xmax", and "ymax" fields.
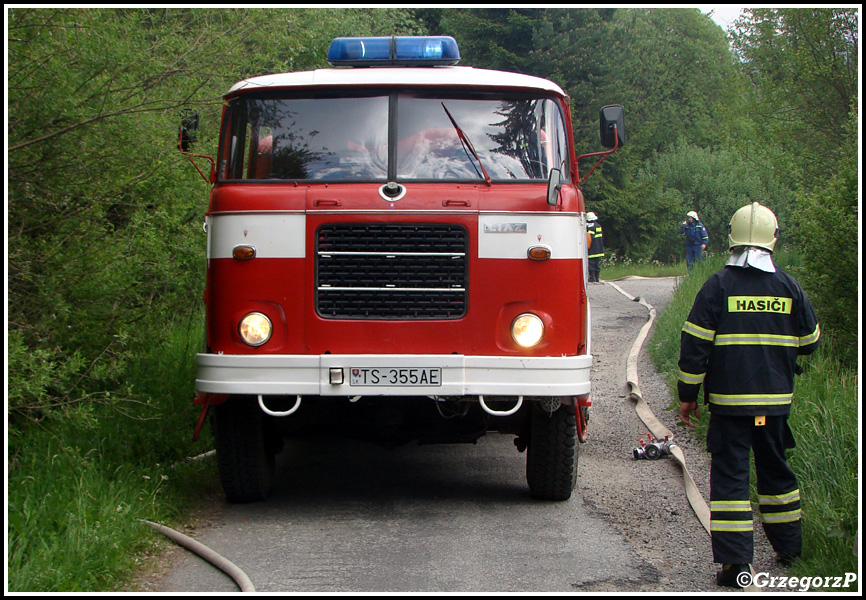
[{"xmin": 327, "ymin": 36, "xmax": 460, "ymax": 67}]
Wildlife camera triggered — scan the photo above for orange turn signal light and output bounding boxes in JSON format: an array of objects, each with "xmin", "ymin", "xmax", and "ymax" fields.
[
  {"xmin": 527, "ymin": 246, "xmax": 551, "ymax": 261},
  {"xmin": 232, "ymin": 245, "xmax": 256, "ymax": 260}
]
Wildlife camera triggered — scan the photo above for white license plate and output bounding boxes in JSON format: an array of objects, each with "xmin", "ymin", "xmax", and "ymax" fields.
[{"xmin": 349, "ymin": 367, "xmax": 442, "ymax": 387}]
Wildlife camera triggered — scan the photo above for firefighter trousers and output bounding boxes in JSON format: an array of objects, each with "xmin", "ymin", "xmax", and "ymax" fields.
[
  {"xmin": 707, "ymin": 413, "xmax": 802, "ymax": 565},
  {"xmin": 685, "ymin": 246, "xmax": 703, "ymax": 270},
  {"xmin": 588, "ymin": 257, "xmax": 601, "ymax": 282}
]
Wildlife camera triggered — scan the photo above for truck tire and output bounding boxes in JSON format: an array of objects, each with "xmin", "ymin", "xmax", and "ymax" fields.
[
  {"xmin": 526, "ymin": 400, "xmax": 578, "ymax": 501},
  {"xmin": 213, "ymin": 396, "xmax": 276, "ymax": 503}
]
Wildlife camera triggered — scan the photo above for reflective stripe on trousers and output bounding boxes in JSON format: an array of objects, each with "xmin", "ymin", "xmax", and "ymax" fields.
[{"xmin": 707, "ymin": 414, "xmax": 801, "ymax": 564}]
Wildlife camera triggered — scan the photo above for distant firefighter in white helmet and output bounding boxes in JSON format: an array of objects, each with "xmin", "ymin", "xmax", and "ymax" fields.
[{"xmin": 680, "ymin": 210, "xmax": 708, "ymax": 271}]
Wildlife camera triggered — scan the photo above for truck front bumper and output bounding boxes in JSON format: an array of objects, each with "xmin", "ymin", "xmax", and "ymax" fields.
[{"xmin": 196, "ymin": 353, "xmax": 592, "ymax": 397}]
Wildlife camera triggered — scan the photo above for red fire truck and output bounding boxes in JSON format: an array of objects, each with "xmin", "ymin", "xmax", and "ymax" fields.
[{"xmin": 180, "ymin": 36, "xmax": 625, "ymax": 503}]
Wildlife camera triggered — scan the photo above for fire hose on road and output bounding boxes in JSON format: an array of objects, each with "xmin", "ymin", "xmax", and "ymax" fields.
[
  {"xmin": 141, "ymin": 452, "xmax": 256, "ymax": 592},
  {"xmin": 605, "ymin": 281, "xmax": 711, "ymax": 535},
  {"xmin": 606, "ymin": 279, "xmax": 760, "ymax": 592},
  {"xmin": 141, "ymin": 519, "xmax": 256, "ymax": 593}
]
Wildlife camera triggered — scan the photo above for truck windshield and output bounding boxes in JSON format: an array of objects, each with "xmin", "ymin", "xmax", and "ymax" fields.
[{"xmin": 220, "ymin": 92, "xmax": 568, "ymax": 183}]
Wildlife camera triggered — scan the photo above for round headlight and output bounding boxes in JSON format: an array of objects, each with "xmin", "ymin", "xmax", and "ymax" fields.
[
  {"xmin": 239, "ymin": 312, "xmax": 272, "ymax": 346},
  {"xmin": 512, "ymin": 313, "xmax": 544, "ymax": 348}
]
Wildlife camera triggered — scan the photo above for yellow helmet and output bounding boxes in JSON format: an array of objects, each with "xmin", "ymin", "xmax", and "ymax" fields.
[{"xmin": 728, "ymin": 202, "xmax": 779, "ymax": 252}]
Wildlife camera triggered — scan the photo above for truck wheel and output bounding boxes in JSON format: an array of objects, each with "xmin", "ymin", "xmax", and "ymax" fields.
[
  {"xmin": 213, "ymin": 396, "xmax": 276, "ymax": 503},
  {"xmin": 526, "ymin": 400, "xmax": 578, "ymax": 501}
]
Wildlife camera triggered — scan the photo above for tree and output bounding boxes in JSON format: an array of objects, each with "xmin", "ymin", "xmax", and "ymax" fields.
[
  {"xmin": 605, "ymin": 141, "xmax": 797, "ymax": 261},
  {"xmin": 730, "ymin": 8, "xmax": 859, "ymax": 366},
  {"xmin": 7, "ymin": 7, "xmax": 424, "ymax": 420},
  {"xmin": 579, "ymin": 8, "xmax": 752, "ymax": 256},
  {"xmin": 791, "ymin": 103, "xmax": 858, "ymax": 366},
  {"xmin": 600, "ymin": 8, "xmax": 744, "ymax": 155},
  {"xmin": 731, "ymin": 8, "xmax": 858, "ymax": 182},
  {"xmin": 528, "ymin": 8, "xmax": 617, "ymax": 155},
  {"xmin": 430, "ymin": 8, "xmax": 545, "ymax": 74}
]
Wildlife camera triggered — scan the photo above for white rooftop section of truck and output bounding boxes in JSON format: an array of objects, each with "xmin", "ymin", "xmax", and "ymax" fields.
[{"xmin": 227, "ymin": 66, "xmax": 567, "ymax": 97}]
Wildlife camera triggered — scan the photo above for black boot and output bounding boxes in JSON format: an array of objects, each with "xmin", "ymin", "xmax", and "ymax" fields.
[{"xmin": 716, "ymin": 564, "xmax": 750, "ymax": 588}]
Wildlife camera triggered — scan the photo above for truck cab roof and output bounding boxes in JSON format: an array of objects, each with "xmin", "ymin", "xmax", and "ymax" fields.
[{"xmin": 226, "ymin": 66, "xmax": 568, "ymax": 98}]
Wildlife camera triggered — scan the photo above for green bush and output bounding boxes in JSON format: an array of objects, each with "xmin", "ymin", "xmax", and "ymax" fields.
[
  {"xmin": 595, "ymin": 141, "xmax": 797, "ymax": 263},
  {"xmin": 8, "ymin": 316, "xmax": 214, "ymax": 592},
  {"xmin": 788, "ymin": 105, "xmax": 858, "ymax": 367},
  {"xmin": 785, "ymin": 338, "xmax": 859, "ymax": 582}
]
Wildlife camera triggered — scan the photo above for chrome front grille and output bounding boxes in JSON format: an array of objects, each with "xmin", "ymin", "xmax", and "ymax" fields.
[{"xmin": 316, "ymin": 223, "xmax": 468, "ymax": 319}]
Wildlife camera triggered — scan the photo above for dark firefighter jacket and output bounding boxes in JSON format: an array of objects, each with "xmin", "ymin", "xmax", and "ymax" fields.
[
  {"xmin": 677, "ymin": 265, "xmax": 821, "ymax": 417},
  {"xmin": 587, "ymin": 222, "xmax": 604, "ymax": 259},
  {"xmin": 680, "ymin": 221, "xmax": 709, "ymax": 249}
]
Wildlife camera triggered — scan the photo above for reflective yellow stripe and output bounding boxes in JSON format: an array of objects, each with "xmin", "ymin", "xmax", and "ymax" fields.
[
  {"xmin": 711, "ymin": 500, "xmax": 751, "ymax": 512},
  {"xmin": 761, "ymin": 509, "xmax": 801, "ymax": 524},
  {"xmin": 678, "ymin": 369, "xmax": 706, "ymax": 385},
  {"xmin": 799, "ymin": 324, "xmax": 821, "ymax": 346},
  {"xmin": 758, "ymin": 489, "xmax": 800, "ymax": 505},
  {"xmin": 711, "ymin": 520, "xmax": 754, "ymax": 532},
  {"xmin": 683, "ymin": 321, "xmax": 715, "ymax": 341},
  {"xmin": 715, "ymin": 333, "xmax": 799, "ymax": 347},
  {"xmin": 709, "ymin": 393, "xmax": 793, "ymax": 406}
]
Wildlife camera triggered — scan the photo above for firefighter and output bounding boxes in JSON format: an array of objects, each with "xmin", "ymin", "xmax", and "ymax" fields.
[
  {"xmin": 586, "ymin": 211, "xmax": 604, "ymax": 283},
  {"xmin": 680, "ymin": 210, "xmax": 709, "ymax": 271},
  {"xmin": 677, "ymin": 202, "xmax": 821, "ymax": 587}
]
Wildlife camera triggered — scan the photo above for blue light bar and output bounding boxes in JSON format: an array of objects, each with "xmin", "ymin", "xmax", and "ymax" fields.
[{"xmin": 327, "ymin": 36, "xmax": 460, "ymax": 67}]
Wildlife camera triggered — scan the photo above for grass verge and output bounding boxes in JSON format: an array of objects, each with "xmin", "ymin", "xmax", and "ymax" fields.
[
  {"xmin": 600, "ymin": 252, "xmax": 690, "ymax": 280},
  {"xmin": 7, "ymin": 313, "xmax": 217, "ymax": 592}
]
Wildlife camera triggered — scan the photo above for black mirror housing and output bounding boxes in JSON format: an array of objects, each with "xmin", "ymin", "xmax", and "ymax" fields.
[
  {"xmin": 599, "ymin": 105, "xmax": 626, "ymax": 149},
  {"xmin": 179, "ymin": 110, "xmax": 199, "ymax": 152}
]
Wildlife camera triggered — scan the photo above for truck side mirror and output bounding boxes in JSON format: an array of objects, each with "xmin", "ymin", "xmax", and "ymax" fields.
[
  {"xmin": 547, "ymin": 168, "xmax": 562, "ymax": 206},
  {"xmin": 599, "ymin": 104, "xmax": 626, "ymax": 149},
  {"xmin": 178, "ymin": 110, "xmax": 199, "ymax": 152}
]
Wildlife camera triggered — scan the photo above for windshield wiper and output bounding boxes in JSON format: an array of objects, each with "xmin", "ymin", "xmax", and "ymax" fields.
[{"xmin": 441, "ymin": 102, "xmax": 492, "ymax": 186}]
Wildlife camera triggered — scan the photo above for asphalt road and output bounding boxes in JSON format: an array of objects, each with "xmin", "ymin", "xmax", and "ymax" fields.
[{"xmin": 141, "ymin": 276, "xmax": 784, "ymax": 593}]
